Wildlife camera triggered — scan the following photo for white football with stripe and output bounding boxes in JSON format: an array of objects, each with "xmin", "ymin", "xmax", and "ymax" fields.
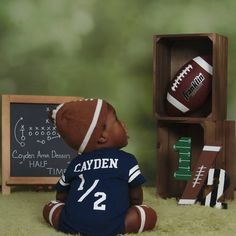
[{"xmin": 166, "ymin": 55, "xmax": 212, "ymax": 116}]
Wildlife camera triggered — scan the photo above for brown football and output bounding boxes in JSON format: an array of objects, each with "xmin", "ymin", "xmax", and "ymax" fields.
[{"xmin": 166, "ymin": 55, "xmax": 212, "ymax": 116}]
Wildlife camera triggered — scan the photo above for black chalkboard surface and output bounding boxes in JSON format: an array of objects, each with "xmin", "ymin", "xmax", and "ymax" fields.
[
  {"xmin": 2, "ymin": 95, "xmax": 81, "ymax": 195},
  {"xmin": 10, "ymin": 103, "xmax": 76, "ymax": 177}
]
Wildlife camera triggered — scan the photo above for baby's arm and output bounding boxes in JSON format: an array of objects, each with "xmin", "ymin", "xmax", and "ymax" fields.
[
  {"xmin": 125, "ymin": 185, "xmax": 157, "ymax": 233},
  {"xmin": 55, "ymin": 173, "xmax": 71, "ymax": 203},
  {"xmin": 56, "ymin": 191, "xmax": 69, "ymax": 203},
  {"xmin": 129, "ymin": 185, "xmax": 143, "ymax": 206}
]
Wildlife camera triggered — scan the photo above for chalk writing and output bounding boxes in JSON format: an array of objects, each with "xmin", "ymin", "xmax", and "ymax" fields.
[{"xmin": 10, "ymin": 103, "xmax": 77, "ymax": 177}]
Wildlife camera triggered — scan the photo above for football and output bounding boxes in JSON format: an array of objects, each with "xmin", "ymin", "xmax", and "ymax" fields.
[
  {"xmin": 166, "ymin": 55, "xmax": 213, "ymax": 116},
  {"xmin": 126, "ymin": 205, "xmax": 157, "ymax": 233},
  {"xmin": 43, "ymin": 201, "xmax": 65, "ymax": 229},
  {"xmin": 133, "ymin": 205, "xmax": 157, "ymax": 232}
]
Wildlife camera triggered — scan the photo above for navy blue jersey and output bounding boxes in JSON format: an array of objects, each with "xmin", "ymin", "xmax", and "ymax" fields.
[{"xmin": 56, "ymin": 148, "xmax": 145, "ymax": 236}]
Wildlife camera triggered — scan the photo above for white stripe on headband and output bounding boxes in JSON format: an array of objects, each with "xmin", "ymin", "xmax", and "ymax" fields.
[
  {"xmin": 78, "ymin": 99, "xmax": 103, "ymax": 154},
  {"xmin": 52, "ymin": 103, "xmax": 64, "ymax": 125}
]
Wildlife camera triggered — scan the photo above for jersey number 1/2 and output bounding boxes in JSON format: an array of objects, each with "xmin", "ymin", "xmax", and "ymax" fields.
[{"xmin": 77, "ymin": 174, "xmax": 107, "ymax": 211}]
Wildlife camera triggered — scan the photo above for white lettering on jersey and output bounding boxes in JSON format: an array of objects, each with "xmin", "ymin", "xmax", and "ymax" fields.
[
  {"xmin": 94, "ymin": 159, "xmax": 101, "ymax": 169},
  {"xmin": 77, "ymin": 174, "xmax": 107, "ymax": 211},
  {"xmin": 74, "ymin": 158, "xmax": 119, "ymax": 173}
]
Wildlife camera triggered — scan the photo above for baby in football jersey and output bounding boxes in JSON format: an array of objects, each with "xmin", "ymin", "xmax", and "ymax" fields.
[{"xmin": 43, "ymin": 98, "xmax": 157, "ymax": 236}]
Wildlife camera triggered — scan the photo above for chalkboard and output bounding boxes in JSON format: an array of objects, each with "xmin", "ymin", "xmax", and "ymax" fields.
[
  {"xmin": 10, "ymin": 103, "xmax": 76, "ymax": 177},
  {"xmin": 2, "ymin": 95, "xmax": 81, "ymax": 195}
]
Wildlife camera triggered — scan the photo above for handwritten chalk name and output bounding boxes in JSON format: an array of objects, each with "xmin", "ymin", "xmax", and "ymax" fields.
[
  {"xmin": 12, "ymin": 150, "xmax": 71, "ymax": 163},
  {"xmin": 51, "ymin": 150, "xmax": 71, "ymax": 159}
]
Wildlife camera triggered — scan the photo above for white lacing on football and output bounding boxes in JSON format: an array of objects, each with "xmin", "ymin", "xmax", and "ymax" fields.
[{"xmin": 171, "ymin": 64, "xmax": 193, "ymax": 92}]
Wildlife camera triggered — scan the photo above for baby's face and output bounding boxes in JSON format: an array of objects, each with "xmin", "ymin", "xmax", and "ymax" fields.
[{"xmin": 103, "ymin": 104, "xmax": 128, "ymax": 149}]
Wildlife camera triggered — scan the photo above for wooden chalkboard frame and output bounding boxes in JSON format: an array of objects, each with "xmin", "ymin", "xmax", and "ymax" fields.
[{"xmin": 2, "ymin": 94, "xmax": 81, "ymax": 195}]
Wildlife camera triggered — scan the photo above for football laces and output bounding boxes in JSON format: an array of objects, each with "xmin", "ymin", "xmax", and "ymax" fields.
[{"xmin": 171, "ymin": 64, "xmax": 193, "ymax": 91}]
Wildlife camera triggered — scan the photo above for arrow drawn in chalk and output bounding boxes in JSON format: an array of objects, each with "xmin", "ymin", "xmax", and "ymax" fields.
[
  {"xmin": 14, "ymin": 117, "xmax": 25, "ymax": 147},
  {"xmin": 47, "ymin": 135, "xmax": 60, "ymax": 141},
  {"xmin": 37, "ymin": 140, "xmax": 45, "ymax": 145}
]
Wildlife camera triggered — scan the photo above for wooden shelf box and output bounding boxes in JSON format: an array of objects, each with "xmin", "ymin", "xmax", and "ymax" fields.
[
  {"xmin": 153, "ymin": 33, "xmax": 228, "ymax": 121},
  {"xmin": 153, "ymin": 33, "xmax": 235, "ymax": 201},
  {"xmin": 156, "ymin": 120, "xmax": 235, "ymax": 199}
]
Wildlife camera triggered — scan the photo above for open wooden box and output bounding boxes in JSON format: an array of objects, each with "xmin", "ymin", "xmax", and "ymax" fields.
[
  {"xmin": 153, "ymin": 33, "xmax": 228, "ymax": 121},
  {"xmin": 156, "ymin": 120, "xmax": 235, "ymax": 199},
  {"xmin": 153, "ymin": 33, "xmax": 235, "ymax": 201}
]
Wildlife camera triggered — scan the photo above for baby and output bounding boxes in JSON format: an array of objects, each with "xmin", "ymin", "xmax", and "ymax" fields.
[{"xmin": 43, "ymin": 98, "xmax": 157, "ymax": 235}]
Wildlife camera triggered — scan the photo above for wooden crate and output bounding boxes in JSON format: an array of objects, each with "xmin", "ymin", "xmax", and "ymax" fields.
[
  {"xmin": 153, "ymin": 33, "xmax": 235, "ymax": 201},
  {"xmin": 156, "ymin": 120, "xmax": 235, "ymax": 199},
  {"xmin": 153, "ymin": 33, "xmax": 228, "ymax": 121}
]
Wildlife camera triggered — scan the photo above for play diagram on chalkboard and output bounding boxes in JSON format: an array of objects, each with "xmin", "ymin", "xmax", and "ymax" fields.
[
  {"xmin": 13, "ymin": 107, "xmax": 60, "ymax": 147},
  {"xmin": 10, "ymin": 103, "xmax": 77, "ymax": 177}
]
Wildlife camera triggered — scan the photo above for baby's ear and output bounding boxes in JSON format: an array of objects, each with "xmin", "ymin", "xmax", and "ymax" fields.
[{"xmin": 97, "ymin": 132, "xmax": 108, "ymax": 144}]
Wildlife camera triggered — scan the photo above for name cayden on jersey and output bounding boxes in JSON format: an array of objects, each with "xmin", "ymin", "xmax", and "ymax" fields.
[{"xmin": 56, "ymin": 148, "xmax": 145, "ymax": 235}]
